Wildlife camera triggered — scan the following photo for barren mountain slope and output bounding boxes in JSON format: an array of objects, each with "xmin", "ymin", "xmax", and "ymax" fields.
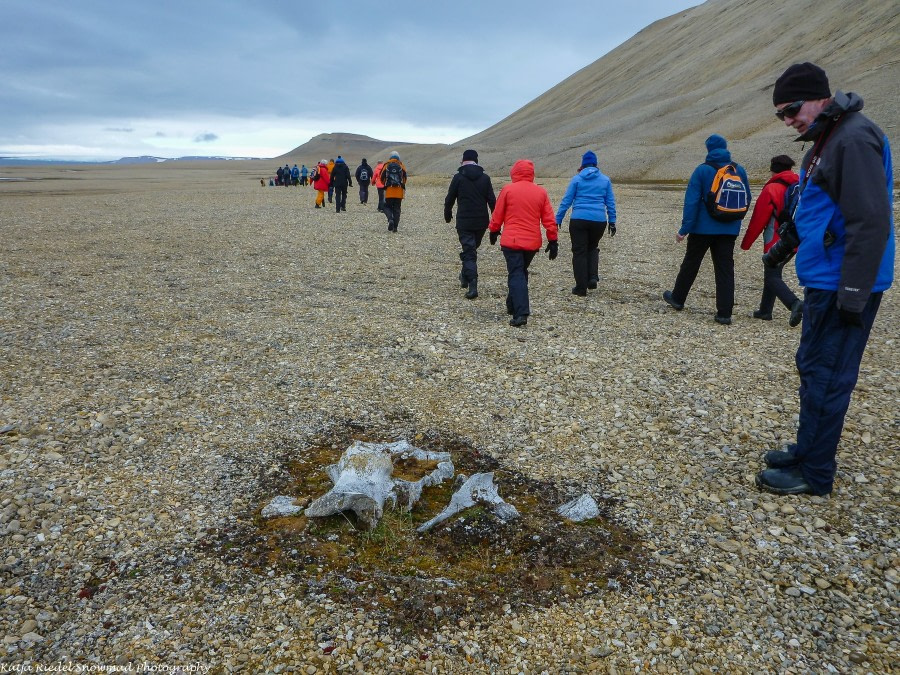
[{"xmin": 402, "ymin": 0, "xmax": 899, "ymax": 179}]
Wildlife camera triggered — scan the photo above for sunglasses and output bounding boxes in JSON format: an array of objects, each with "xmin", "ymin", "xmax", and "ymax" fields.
[{"xmin": 775, "ymin": 100, "xmax": 805, "ymax": 121}]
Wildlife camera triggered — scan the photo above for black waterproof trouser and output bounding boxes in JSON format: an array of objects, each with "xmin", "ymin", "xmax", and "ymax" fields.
[
  {"xmin": 377, "ymin": 187, "xmax": 386, "ymax": 211},
  {"xmin": 503, "ymin": 248, "xmax": 537, "ymax": 320},
  {"xmin": 457, "ymin": 228, "xmax": 487, "ymax": 284},
  {"xmin": 359, "ymin": 182, "xmax": 370, "ymax": 204},
  {"xmin": 334, "ymin": 186, "xmax": 348, "ymax": 212},
  {"xmin": 758, "ymin": 262, "xmax": 800, "ymax": 314},
  {"xmin": 671, "ymin": 233, "xmax": 736, "ymax": 318},
  {"xmin": 384, "ymin": 198, "xmax": 402, "ymax": 231},
  {"xmin": 570, "ymin": 218, "xmax": 606, "ymax": 290}
]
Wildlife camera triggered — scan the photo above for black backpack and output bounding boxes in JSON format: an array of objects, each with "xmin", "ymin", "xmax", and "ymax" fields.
[
  {"xmin": 773, "ymin": 178, "xmax": 801, "ymax": 226},
  {"xmin": 384, "ymin": 162, "xmax": 404, "ymax": 188}
]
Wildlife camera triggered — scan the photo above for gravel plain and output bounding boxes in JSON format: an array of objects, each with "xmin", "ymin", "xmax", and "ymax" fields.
[{"xmin": 0, "ymin": 164, "xmax": 897, "ymax": 673}]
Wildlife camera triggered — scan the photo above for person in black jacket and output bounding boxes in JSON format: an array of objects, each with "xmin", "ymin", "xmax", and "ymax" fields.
[
  {"xmin": 444, "ymin": 149, "xmax": 497, "ymax": 299},
  {"xmin": 355, "ymin": 159, "xmax": 373, "ymax": 205},
  {"xmin": 329, "ymin": 156, "xmax": 353, "ymax": 213}
]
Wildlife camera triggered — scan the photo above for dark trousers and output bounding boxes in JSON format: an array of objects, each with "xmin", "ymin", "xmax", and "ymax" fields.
[
  {"xmin": 359, "ymin": 182, "xmax": 370, "ymax": 204},
  {"xmin": 377, "ymin": 187, "xmax": 386, "ymax": 211},
  {"xmin": 794, "ymin": 288, "xmax": 882, "ymax": 494},
  {"xmin": 334, "ymin": 186, "xmax": 347, "ymax": 212},
  {"xmin": 570, "ymin": 219, "xmax": 606, "ymax": 290},
  {"xmin": 300, "ymin": 176, "xmax": 308, "ymax": 186},
  {"xmin": 457, "ymin": 228, "xmax": 486, "ymax": 283},
  {"xmin": 758, "ymin": 262, "xmax": 800, "ymax": 314},
  {"xmin": 671, "ymin": 233, "xmax": 736, "ymax": 317},
  {"xmin": 383, "ymin": 198, "xmax": 402, "ymax": 231},
  {"xmin": 328, "ymin": 185, "xmax": 334, "ymax": 202},
  {"xmin": 502, "ymin": 248, "xmax": 537, "ymax": 319}
]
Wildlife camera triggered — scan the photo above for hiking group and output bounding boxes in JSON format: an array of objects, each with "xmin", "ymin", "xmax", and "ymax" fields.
[{"xmin": 262, "ymin": 63, "xmax": 892, "ymax": 500}]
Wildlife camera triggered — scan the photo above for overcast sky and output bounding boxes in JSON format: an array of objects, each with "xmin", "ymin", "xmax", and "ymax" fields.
[{"xmin": 1, "ymin": 1, "xmax": 699, "ymax": 160}]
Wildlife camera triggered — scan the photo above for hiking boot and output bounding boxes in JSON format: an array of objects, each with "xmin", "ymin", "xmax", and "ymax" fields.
[
  {"xmin": 714, "ymin": 315, "xmax": 732, "ymax": 325},
  {"xmin": 755, "ymin": 467, "xmax": 817, "ymax": 496},
  {"xmin": 314, "ymin": 204, "xmax": 321, "ymax": 209},
  {"xmin": 509, "ymin": 316, "xmax": 527, "ymax": 327},
  {"xmin": 753, "ymin": 310, "xmax": 773, "ymax": 320},
  {"xmin": 764, "ymin": 448, "xmax": 799, "ymax": 468},
  {"xmin": 572, "ymin": 286, "xmax": 587, "ymax": 296},
  {"xmin": 662, "ymin": 290, "xmax": 684, "ymax": 310},
  {"xmin": 465, "ymin": 281, "xmax": 478, "ymax": 300},
  {"xmin": 789, "ymin": 300, "xmax": 803, "ymax": 327},
  {"xmin": 587, "ymin": 279, "xmax": 598, "ymax": 290}
]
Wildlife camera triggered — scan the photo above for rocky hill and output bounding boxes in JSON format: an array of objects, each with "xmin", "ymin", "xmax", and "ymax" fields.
[{"xmin": 280, "ymin": 0, "xmax": 898, "ymax": 181}]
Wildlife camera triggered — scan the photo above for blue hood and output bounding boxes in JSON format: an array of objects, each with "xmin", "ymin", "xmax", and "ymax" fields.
[
  {"xmin": 578, "ymin": 166, "xmax": 600, "ymax": 180},
  {"xmin": 704, "ymin": 134, "xmax": 731, "ymax": 166}
]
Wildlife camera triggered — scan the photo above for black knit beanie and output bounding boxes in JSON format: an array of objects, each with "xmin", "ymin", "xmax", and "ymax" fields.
[
  {"xmin": 773, "ymin": 62, "xmax": 831, "ymax": 105},
  {"xmin": 462, "ymin": 149, "xmax": 478, "ymax": 163}
]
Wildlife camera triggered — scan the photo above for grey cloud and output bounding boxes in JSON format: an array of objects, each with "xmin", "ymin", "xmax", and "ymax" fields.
[{"xmin": 194, "ymin": 133, "xmax": 218, "ymax": 143}]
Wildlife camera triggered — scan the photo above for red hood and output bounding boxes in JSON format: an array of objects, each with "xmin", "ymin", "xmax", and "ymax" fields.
[{"xmin": 510, "ymin": 159, "xmax": 535, "ymax": 183}]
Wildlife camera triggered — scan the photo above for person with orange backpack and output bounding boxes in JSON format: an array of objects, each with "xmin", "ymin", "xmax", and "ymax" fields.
[
  {"xmin": 662, "ymin": 134, "xmax": 751, "ymax": 324},
  {"xmin": 379, "ymin": 152, "xmax": 407, "ymax": 233}
]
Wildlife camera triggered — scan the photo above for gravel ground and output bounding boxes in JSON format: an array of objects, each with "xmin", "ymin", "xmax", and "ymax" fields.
[{"xmin": 0, "ymin": 167, "xmax": 897, "ymax": 673}]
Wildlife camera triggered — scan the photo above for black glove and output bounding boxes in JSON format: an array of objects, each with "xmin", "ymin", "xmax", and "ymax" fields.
[
  {"xmin": 444, "ymin": 215, "xmax": 452, "ymax": 224},
  {"xmin": 608, "ymin": 222, "xmax": 616, "ymax": 237},
  {"xmin": 489, "ymin": 231, "xmax": 499, "ymax": 245},
  {"xmin": 838, "ymin": 305, "xmax": 863, "ymax": 327},
  {"xmin": 545, "ymin": 240, "xmax": 558, "ymax": 260}
]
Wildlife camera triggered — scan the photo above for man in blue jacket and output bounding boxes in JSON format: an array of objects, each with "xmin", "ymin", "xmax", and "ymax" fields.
[
  {"xmin": 756, "ymin": 63, "xmax": 894, "ymax": 496},
  {"xmin": 555, "ymin": 150, "xmax": 617, "ymax": 295},
  {"xmin": 662, "ymin": 134, "xmax": 751, "ymax": 324}
]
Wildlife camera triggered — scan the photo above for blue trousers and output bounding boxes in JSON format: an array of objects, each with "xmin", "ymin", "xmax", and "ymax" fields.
[
  {"xmin": 758, "ymin": 261, "xmax": 800, "ymax": 314},
  {"xmin": 794, "ymin": 288, "xmax": 882, "ymax": 494},
  {"xmin": 458, "ymin": 228, "xmax": 486, "ymax": 284},
  {"xmin": 502, "ymin": 248, "xmax": 537, "ymax": 319}
]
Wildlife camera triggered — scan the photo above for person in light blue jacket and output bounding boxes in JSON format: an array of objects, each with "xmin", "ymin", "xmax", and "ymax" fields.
[
  {"xmin": 555, "ymin": 150, "xmax": 617, "ymax": 295},
  {"xmin": 662, "ymin": 134, "xmax": 751, "ymax": 324}
]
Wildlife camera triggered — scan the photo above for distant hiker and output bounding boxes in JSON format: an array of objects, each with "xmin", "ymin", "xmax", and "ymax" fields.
[
  {"xmin": 373, "ymin": 160, "xmax": 386, "ymax": 212},
  {"xmin": 276, "ymin": 165, "xmax": 285, "ymax": 186},
  {"xmin": 326, "ymin": 159, "xmax": 336, "ymax": 203},
  {"xmin": 740, "ymin": 155, "xmax": 803, "ymax": 326},
  {"xmin": 311, "ymin": 159, "xmax": 330, "ymax": 208},
  {"xmin": 330, "ymin": 157, "xmax": 353, "ymax": 213},
  {"xmin": 355, "ymin": 158, "xmax": 374, "ymax": 205},
  {"xmin": 291, "ymin": 164, "xmax": 300, "ymax": 186},
  {"xmin": 283, "ymin": 164, "xmax": 291, "ymax": 187},
  {"xmin": 379, "ymin": 152, "xmax": 408, "ymax": 233},
  {"xmin": 488, "ymin": 159, "xmax": 558, "ymax": 327},
  {"xmin": 662, "ymin": 134, "xmax": 751, "ymax": 324},
  {"xmin": 260, "ymin": 178, "xmax": 265, "ymax": 187},
  {"xmin": 444, "ymin": 149, "xmax": 496, "ymax": 299},
  {"xmin": 300, "ymin": 164, "xmax": 309, "ymax": 186},
  {"xmin": 555, "ymin": 150, "xmax": 617, "ymax": 296}
]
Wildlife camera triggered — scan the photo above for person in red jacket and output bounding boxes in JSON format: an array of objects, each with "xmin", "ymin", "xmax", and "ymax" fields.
[
  {"xmin": 488, "ymin": 159, "xmax": 559, "ymax": 327},
  {"xmin": 740, "ymin": 155, "xmax": 803, "ymax": 326},
  {"xmin": 312, "ymin": 159, "xmax": 330, "ymax": 209}
]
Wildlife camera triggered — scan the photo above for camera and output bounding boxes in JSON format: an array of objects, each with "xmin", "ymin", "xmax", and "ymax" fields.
[{"xmin": 762, "ymin": 219, "xmax": 800, "ymax": 268}]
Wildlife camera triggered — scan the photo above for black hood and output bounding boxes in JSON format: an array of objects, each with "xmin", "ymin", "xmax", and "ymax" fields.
[{"xmin": 458, "ymin": 163, "xmax": 484, "ymax": 181}]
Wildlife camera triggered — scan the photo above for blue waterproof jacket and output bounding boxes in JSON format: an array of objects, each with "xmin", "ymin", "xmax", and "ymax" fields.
[
  {"xmin": 679, "ymin": 135, "xmax": 750, "ymax": 237},
  {"xmin": 793, "ymin": 92, "xmax": 894, "ymax": 312},
  {"xmin": 555, "ymin": 167, "xmax": 616, "ymax": 224}
]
